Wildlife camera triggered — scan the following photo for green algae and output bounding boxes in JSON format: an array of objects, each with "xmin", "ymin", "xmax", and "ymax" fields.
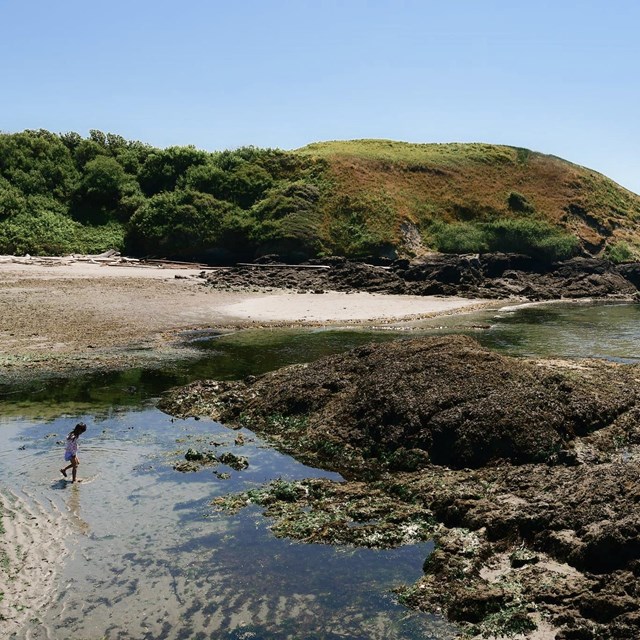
[{"xmin": 213, "ymin": 477, "xmax": 436, "ymax": 549}]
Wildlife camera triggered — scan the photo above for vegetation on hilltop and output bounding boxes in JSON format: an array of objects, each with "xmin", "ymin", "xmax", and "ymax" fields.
[
  {"xmin": 1, "ymin": 130, "xmax": 639, "ymax": 262},
  {"xmin": 298, "ymin": 139, "xmax": 640, "ymax": 260}
]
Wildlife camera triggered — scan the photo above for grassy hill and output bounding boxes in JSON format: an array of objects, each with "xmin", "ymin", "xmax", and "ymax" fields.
[
  {"xmin": 1, "ymin": 130, "xmax": 639, "ymax": 262},
  {"xmin": 296, "ymin": 139, "xmax": 640, "ymax": 260}
]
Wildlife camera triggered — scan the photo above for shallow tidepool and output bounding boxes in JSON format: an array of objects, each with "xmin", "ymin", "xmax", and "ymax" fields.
[
  {"xmin": 0, "ymin": 406, "xmax": 452, "ymax": 639},
  {"xmin": 2, "ymin": 300, "xmax": 639, "ymax": 638}
]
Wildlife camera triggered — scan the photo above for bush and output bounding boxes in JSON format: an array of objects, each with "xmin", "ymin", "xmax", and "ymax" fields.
[
  {"xmin": 325, "ymin": 194, "xmax": 397, "ymax": 258},
  {"xmin": 126, "ymin": 189, "xmax": 244, "ymax": 260},
  {"xmin": 74, "ymin": 223, "xmax": 125, "ymax": 254},
  {"xmin": 0, "ymin": 182, "xmax": 27, "ymax": 218},
  {"xmin": 507, "ymin": 191, "xmax": 534, "ymax": 214},
  {"xmin": 250, "ymin": 181, "xmax": 322, "ymax": 260},
  {"xmin": 428, "ymin": 218, "xmax": 579, "ymax": 261},
  {"xmin": 429, "ymin": 221, "xmax": 488, "ymax": 254},
  {"xmin": 604, "ymin": 240, "xmax": 637, "ymax": 263},
  {"xmin": 484, "ymin": 218, "xmax": 579, "ymax": 261},
  {"xmin": 0, "ymin": 209, "xmax": 80, "ymax": 255}
]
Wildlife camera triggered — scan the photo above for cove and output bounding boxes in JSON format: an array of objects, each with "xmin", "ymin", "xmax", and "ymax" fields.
[{"xmin": 1, "ymin": 301, "xmax": 639, "ymax": 639}]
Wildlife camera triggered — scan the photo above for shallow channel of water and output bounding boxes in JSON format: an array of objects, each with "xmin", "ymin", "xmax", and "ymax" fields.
[
  {"xmin": 1, "ymin": 407, "xmax": 451, "ymax": 639},
  {"xmin": 1, "ymin": 301, "xmax": 639, "ymax": 639}
]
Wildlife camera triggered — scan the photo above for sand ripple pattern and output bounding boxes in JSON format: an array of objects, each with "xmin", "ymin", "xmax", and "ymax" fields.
[{"xmin": 0, "ymin": 487, "xmax": 70, "ymax": 638}]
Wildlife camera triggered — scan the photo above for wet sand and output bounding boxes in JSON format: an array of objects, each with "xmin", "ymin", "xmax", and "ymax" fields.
[
  {"xmin": 0, "ymin": 261, "xmax": 497, "ymax": 379},
  {"xmin": 0, "ymin": 487, "xmax": 70, "ymax": 635}
]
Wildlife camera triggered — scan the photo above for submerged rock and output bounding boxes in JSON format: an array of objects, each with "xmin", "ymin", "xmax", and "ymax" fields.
[{"xmin": 159, "ymin": 335, "xmax": 640, "ymax": 638}]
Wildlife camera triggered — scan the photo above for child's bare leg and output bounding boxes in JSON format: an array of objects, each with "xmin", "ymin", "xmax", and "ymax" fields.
[
  {"xmin": 61, "ymin": 463, "xmax": 72, "ymax": 477},
  {"xmin": 71, "ymin": 456, "xmax": 79, "ymax": 482}
]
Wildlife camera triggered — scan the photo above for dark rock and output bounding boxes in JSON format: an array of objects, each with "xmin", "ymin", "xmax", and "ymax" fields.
[
  {"xmin": 218, "ymin": 452, "xmax": 249, "ymax": 470},
  {"xmin": 200, "ymin": 253, "xmax": 640, "ymax": 300},
  {"xmin": 160, "ymin": 334, "xmax": 640, "ymax": 638}
]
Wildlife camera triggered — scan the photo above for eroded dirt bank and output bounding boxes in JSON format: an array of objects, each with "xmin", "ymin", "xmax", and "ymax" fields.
[{"xmin": 160, "ymin": 335, "xmax": 640, "ymax": 639}]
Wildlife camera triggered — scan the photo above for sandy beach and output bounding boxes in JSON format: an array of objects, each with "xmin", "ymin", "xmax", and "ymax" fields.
[{"xmin": 0, "ymin": 261, "xmax": 496, "ymax": 379}]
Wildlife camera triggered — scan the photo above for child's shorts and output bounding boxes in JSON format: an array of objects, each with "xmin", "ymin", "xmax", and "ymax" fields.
[{"xmin": 64, "ymin": 452, "xmax": 74, "ymax": 462}]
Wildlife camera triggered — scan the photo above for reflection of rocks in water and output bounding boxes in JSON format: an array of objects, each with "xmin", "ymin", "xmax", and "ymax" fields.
[{"xmin": 161, "ymin": 334, "xmax": 640, "ymax": 638}]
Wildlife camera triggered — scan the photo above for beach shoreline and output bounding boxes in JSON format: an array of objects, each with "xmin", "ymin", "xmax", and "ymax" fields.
[{"xmin": 0, "ymin": 261, "xmax": 504, "ymax": 382}]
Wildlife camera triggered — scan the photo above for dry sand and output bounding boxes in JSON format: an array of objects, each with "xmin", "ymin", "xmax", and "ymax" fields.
[{"xmin": 0, "ymin": 261, "xmax": 495, "ymax": 379}]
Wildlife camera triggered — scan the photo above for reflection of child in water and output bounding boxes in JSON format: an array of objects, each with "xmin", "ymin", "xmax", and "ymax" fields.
[{"xmin": 60, "ymin": 423, "xmax": 87, "ymax": 483}]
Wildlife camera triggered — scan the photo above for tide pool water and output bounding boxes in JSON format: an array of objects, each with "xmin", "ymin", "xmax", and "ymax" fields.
[
  {"xmin": 0, "ymin": 408, "xmax": 449, "ymax": 639},
  {"xmin": 2, "ymin": 301, "xmax": 639, "ymax": 639}
]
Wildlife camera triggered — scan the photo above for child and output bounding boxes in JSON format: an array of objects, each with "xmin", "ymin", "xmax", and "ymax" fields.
[{"xmin": 60, "ymin": 422, "xmax": 87, "ymax": 483}]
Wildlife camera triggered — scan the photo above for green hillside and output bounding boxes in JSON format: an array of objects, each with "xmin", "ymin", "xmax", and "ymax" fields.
[
  {"xmin": 297, "ymin": 139, "xmax": 640, "ymax": 260},
  {"xmin": 1, "ymin": 130, "xmax": 639, "ymax": 263}
]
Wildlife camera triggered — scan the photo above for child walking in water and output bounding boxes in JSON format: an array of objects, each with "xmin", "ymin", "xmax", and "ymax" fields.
[{"xmin": 61, "ymin": 422, "xmax": 87, "ymax": 483}]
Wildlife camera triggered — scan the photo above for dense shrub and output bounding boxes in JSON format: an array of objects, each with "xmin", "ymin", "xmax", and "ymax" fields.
[
  {"xmin": 484, "ymin": 218, "xmax": 579, "ymax": 261},
  {"xmin": 74, "ymin": 222, "xmax": 125, "ymax": 254},
  {"xmin": 325, "ymin": 194, "xmax": 397, "ymax": 258},
  {"xmin": 604, "ymin": 240, "xmax": 637, "ymax": 263},
  {"xmin": 249, "ymin": 181, "xmax": 322, "ymax": 259},
  {"xmin": 0, "ymin": 181, "xmax": 28, "ymax": 219},
  {"xmin": 126, "ymin": 189, "xmax": 245, "ymax": 260},
  {"xmin": 429, "ymin": 221, "xmax": 488, "ymax": 254},
  {"xmin": 429, "ymin": 218, "xmax": 579, "ymax": 261},
  {"xmin": 138, "ymin": 146, "xmax": 209, "ymax": 196},
  {"xmin": 0, "ymin": 130, "xmax": 79, "ymax": 200},
  {"xmin": 0, "ymin": 209, "xmax": 79, "ymax": 255},
  {"xmin": 507, "ymin": 191, "xmax": 534, "ymax": 214}
]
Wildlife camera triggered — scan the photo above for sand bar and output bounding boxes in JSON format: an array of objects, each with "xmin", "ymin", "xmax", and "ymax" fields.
[{"xmin": 0, "ymin": 261, "xmax": 498, "ymax": 378}]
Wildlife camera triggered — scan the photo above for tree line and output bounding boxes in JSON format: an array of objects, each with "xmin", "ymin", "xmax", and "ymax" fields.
[{"xmin": 0, "ymin": 129, "xmax": 326, "ymax": 261}]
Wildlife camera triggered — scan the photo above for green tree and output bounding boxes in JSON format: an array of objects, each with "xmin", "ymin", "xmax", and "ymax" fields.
[
  {"xmin": 72, "ymin": 156, "xmax": 144, "ymax": 224},
  {"xmin": 226, "ymin": 162, "xmax": 273, "ymax": 208},
  {"xmin": 182, "ymin": 162, "xmax": 228, "ymax": 197},
  {"xmin": 138, "ymin": 146, "xmax": 208, "ymax": 196},
  {"xmin": 0, "ymin": 180, "xmax": 27, "ymax": 219},
  {"xmin": 126, "ymin": 189, "xmax": 242, "ymax": 260},
  {"xmin": 0, "ymin": 130, "xmax": 79, "ymax": 201}
]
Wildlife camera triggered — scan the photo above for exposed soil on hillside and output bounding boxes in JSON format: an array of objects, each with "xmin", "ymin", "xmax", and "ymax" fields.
[
  {"xmin": 160, "ymin": 335, "xmax": 640, "ymax": 639},
  {"xmin": 203, "ymin": 253, "xmax": 640, "ymax": 301}
]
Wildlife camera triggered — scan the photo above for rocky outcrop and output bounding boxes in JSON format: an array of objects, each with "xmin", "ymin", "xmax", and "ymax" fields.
[
  {"xmin": 160, "ymin": 336, "xmax": 640, "ymax": 638},
  {"xmin": 202, "ymin": 253, "xmax": 640, "ymax": 301}
]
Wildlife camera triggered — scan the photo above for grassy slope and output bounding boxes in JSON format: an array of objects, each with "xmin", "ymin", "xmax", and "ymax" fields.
[{"xmin": 296, "ymin": 140, "xmax": 640, "ymax": 255}]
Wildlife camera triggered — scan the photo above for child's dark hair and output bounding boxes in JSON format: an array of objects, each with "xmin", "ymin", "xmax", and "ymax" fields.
[{"xmin": 68, "ymin": 422, "xmax": 87, "ymax": 439}]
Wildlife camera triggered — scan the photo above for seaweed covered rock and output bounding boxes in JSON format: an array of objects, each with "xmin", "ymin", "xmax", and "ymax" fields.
[
  {"xmin": 159, "ymin": 335, "xmax": 640, "ymax": 638},
  {"xmin": 160, "ymin": 335, "xmax": 636, "ymax": 472}
]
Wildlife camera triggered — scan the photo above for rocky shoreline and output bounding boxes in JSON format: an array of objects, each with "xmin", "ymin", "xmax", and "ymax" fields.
[
  {"xmin": 159, "ymin": 335, "xmax": 640, "ymax": 639},
  {"xmin": 202, "ymin": 253, "xmax": 640, "ymax": 302}
]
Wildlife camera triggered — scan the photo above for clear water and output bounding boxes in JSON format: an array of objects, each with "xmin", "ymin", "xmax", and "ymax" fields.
[
  {"xmin": 478, "ymin": 302, "xmax": 640, "ymax": 362},
  {"xmin": 2, "ymin": 301, "xmax": 639, "ymax": 639},
  {"xmin": 1, "ymin": 410, "xmax": 449, "ymax": 639}
]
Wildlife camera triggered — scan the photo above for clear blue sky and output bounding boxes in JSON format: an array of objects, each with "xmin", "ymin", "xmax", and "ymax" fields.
[{"xmin": 1, "ymin": 0, "xmax": 639, "ymax": 192}]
